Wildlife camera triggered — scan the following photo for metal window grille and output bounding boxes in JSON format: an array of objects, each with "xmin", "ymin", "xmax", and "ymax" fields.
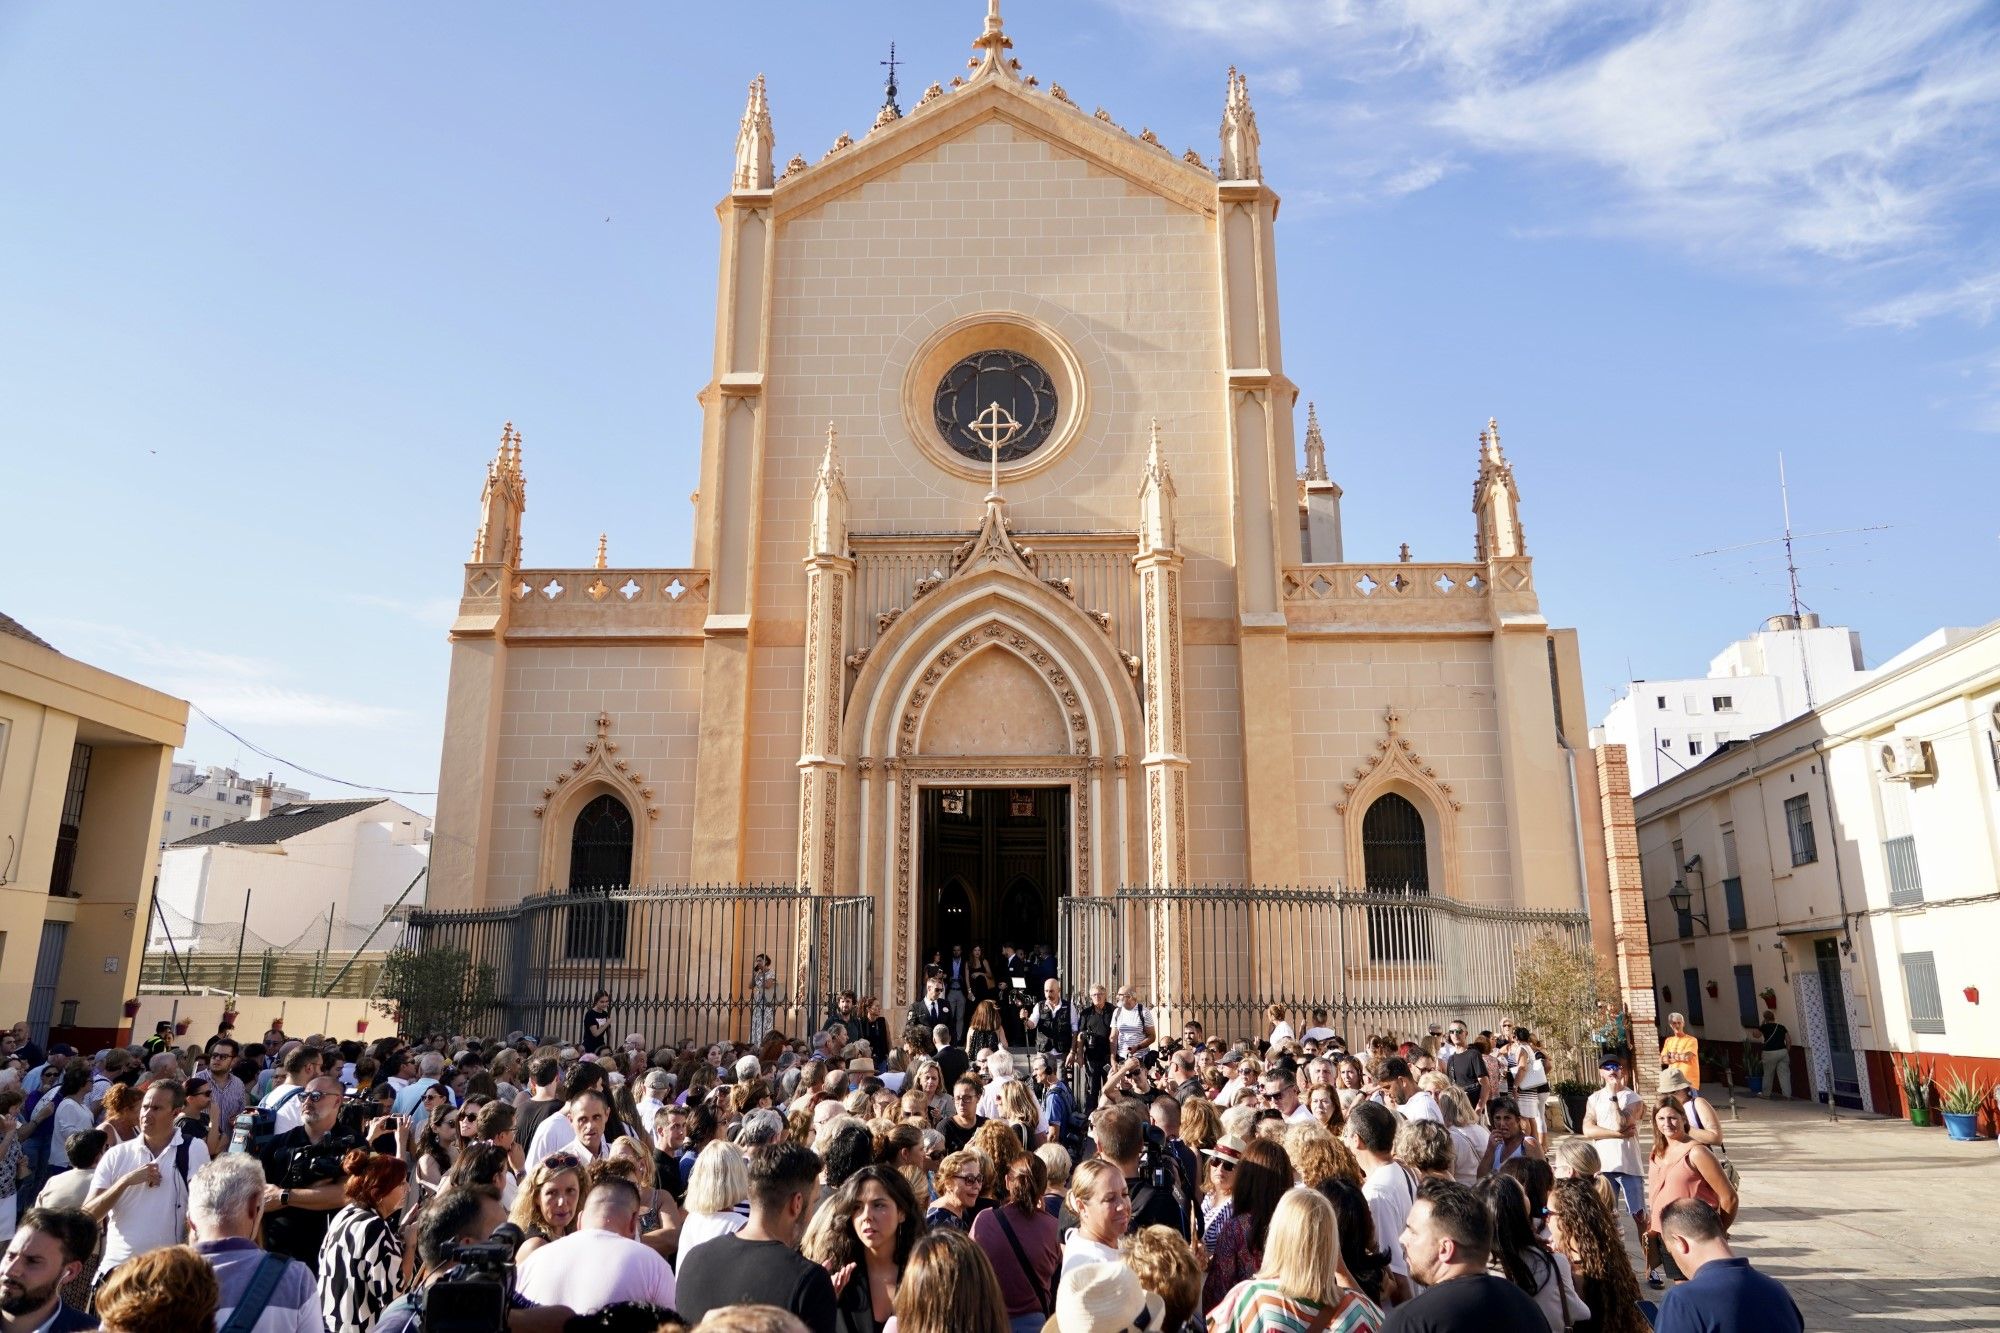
[
  {"xmin": 1902, "ymin": 951, "xmax": 1945, "ymax": 1034},
  {"xmin": 567, "ymin": 795, "xmax": 634, "ymax": 959},
  {"xmin": 1361, "ymin": 793, "xmax": 1432, "ymax": 961},
  {"xmin": 1884, "ymin": 835, "xmax": 1924, "ymax": 906},
  {"xmin": 1784, "ymin": 794, "xmax": 1817, "ymax": 866},
  {"xmin": 48, "ymin": 743, "xmax": 93, "ymax": 898}
]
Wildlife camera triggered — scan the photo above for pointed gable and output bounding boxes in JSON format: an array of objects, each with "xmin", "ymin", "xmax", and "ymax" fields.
[{"xmin": 770, "ymin": 74, "xmax": 1218, "ymax": 224}]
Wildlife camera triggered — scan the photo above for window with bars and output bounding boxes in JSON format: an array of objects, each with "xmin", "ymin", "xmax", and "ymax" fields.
[
  {"xmin": 1901, "ymin": 951, "xmax": 1945, "ymax": 1034},
  {"xmin": 48, "ymin": 743, "xmax": 93, "ymax": 898},
  {"xmin": 1784, "ymin": 794, "xmax": 1817, "ymax": 865}
]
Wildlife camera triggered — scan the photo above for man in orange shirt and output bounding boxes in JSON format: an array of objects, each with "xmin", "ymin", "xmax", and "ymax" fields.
[{"xmin": 1661, "ymin": 1011, "xmax": 1701, "ymax": 1089}]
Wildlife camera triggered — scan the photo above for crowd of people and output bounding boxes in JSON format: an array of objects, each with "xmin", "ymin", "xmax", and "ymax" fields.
[{"xmin": 0, "ymin": 986, "xmax": 1800, "ymax": 1333}]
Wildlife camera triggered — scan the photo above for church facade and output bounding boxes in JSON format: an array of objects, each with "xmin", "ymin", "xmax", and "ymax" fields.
[{"xmin": 428, "ymin": 5, "xmax": 1623, "ymax": 1012}]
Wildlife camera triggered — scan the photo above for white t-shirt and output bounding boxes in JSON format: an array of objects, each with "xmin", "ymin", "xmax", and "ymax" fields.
[
  {"xmin": 676, "ymin": 1207, "xmax": 749, "ymax": 1263},
  {"xmin": 1268, "ymin": 1020, "xmax": 1297, "ymax": 1047},
  {"xmin": 1399, "ymin": 1089, "xmax": 1444, "ymax": 1124},
  {"xmin": 259, "ymin": 1082, "xmax": 310, "ymax": 1135},
  {"xmin": 1300, "ymin": 1026, "xmax": 1336, "ymax": 1044},
  {"xmin": 526, "ymin": 1113, "xmax": 603, "ymax": 1170},
  {"xmin": 48, "ymin": 1097, "xmax": 94, "ymax": 1169},
  {"xmin": 1588, "ymin": 1087, "xmax": 1644, "ymax": 1176},
  {"xmin": 91, "ymin": 1130, "xmax": 211, "ymax": 1275},
  {"xmin": 1110, "ymin": 1004, "xmax": 1150, "ymax": 1058},
  {"xmin": 1448, "ymin": 1123, "xmax": 1490, "ymax": 1186},
  {"xmin": 1362, "ymin": 1161, "xmax": 1418, "ymax": 1277},
  {"xmin": 517, "ymin": 1228, "xmax": 676, "ymax": 1314},
  {"xmin": 1060, "ymin": 1233, "xmax": 1123, "ymax": 1280}
]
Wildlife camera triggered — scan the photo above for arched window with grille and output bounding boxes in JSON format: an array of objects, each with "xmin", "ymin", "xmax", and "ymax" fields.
[
  {"xmin": 1362, "ymin": 792, "xmax": 1433, "ymax": 961},
  {"xmin": 566, "ymin": 793, "xmax": 632, "ymax": 958}
]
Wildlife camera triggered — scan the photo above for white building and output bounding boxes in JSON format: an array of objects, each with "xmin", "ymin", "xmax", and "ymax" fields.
[
  {"xmin": 1635, "ymin": 620, "xmax": 2000, "ymax": 1115},
  {"xmin": 162, "ymin": 764, "xmax": 309, "ymax": 840},
  {"xmin": 155, "ymin": 798, "xmax": 430, "ymax": 951},
  {"xmin": 1598, "ymin": 614, "xmax": 1870, "ymax": 795}
]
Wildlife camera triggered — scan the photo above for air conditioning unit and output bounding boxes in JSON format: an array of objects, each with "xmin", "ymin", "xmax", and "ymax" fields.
[{"xmin": 1879, "ymin": 736, "xmax": 1933, "ymax": 782}]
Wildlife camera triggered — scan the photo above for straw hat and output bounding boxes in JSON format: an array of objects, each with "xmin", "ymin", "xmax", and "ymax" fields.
[
  {"xmin": 1045, "ymin": 1262, "xmax": 1164, "ymax": 1333},
  {"xmin": 1202, "ymin": 1132, "xmax": 1251, "ymax": 1165},
  {"xmin": 1657, "ymin": 1066, "xmax": 1694, "ymax": 1095}
]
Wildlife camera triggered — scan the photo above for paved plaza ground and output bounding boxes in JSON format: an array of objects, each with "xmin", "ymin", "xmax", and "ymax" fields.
[{"xmin": 1614, "ymin": 1092, "xmax": 2000, "ymax": 1330}]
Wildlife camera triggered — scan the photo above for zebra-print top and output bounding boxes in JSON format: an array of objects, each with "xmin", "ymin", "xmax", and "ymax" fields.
[{"xmin": 318, "ymin": 1202, "xmax": 404, "ymax": 1333}]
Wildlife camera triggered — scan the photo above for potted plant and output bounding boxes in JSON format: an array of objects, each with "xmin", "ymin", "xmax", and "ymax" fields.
[
  {"xmin": 1553, "ymin": 1077, "xmax": 1595, "ymax": 1135},
  {"xmin": 1894, "ymin": 1053, "xmax": 1936, "ymax": 1126},
  {"xmin": 1759, "ymin": 986, "xmax": 1778, "ymax": 1010},
  {"xmin": 1939, "ymin": 1072, "xmax": 1991, "ymax": 1141}
]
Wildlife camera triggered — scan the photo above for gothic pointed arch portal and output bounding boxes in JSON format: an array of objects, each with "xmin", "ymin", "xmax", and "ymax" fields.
[{"xmin": 840, "ymin": 523, "xmax": 1146, "ymax": 1005}]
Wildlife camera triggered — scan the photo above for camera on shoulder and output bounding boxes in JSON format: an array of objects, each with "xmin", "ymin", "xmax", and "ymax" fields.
[{"xmin": 421, "ymin": 1220, "xmax": 521, "ymax": 1333}]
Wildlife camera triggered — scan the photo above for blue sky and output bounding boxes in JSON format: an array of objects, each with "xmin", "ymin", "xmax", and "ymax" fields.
[{"xmin": 3, "ymin": 1, "xmax": 1996, "ymax": 817}]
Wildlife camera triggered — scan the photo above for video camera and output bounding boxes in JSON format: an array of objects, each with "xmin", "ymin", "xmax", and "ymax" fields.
[
  {"xmin": 1136, "ymin": 1119, "xmax": 1172, "ymax": 1193},
  {"xmin": 420, "ymin": 1220, "xmax": 669, "ymax": 1332},
  {"xmin": 420, "ymin": 1221, "xmax": 521, "ymax": 1332}
]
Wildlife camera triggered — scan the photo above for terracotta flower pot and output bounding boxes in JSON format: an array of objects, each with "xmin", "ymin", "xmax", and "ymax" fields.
[{"xmin": 122, "ymin": 998, "xmax": 142, "ymax": 1019}]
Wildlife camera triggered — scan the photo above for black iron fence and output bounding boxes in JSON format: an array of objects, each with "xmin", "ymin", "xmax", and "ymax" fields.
[
  {"xmin": 1061, "ymin": 886, "xmax": 1591, "ymax": 1045},
  {"xmin": 398, "ymin": 885, "xmax": 873, "ymax": 1047}
]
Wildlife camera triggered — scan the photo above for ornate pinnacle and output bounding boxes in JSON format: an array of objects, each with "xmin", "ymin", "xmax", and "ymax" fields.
[
  {"xmin": 595, "ymin": 533, "xmax": 608, "ymax": 570},
  {"xmin": 819, "ymin": 421, "xmax": 845, "ymax": 482},
  {"xmin": 970, "ymin": 0, "xmax": 1016, "ymax": 77},
  {"xmin": 1303, "ymin": 401, "xmax": 1328, "ymax": 481},
  {"xmin": 733, "ymin": 74, "xmax": 775, "ymax": 191}
]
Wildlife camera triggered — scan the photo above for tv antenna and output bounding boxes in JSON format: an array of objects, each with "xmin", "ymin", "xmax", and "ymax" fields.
[{"xmin": 1682, "ymin": 453, "xmax": 1890, "ymax": 710}]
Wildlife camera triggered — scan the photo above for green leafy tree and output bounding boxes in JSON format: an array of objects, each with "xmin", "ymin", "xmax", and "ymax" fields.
[
  {"xmin": 374, "ymin": 946, "xmax": 498, "ymax": 1040},
  {"xmin": 1509, "ymin": 928, "xmax": 1617, "ymax": 1088}
]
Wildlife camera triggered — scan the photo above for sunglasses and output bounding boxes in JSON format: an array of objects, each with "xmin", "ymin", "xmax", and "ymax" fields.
[
  {"xmin": 301, "ymin": 1091, "xmax": 335, "ymax": 1103},
  {"xmin": 1213, "ymin": 1159, "xmax": 1237, "ymax": 1172},
  {"xmin": 542, "ymin": 1153, "xmax": 583, "ymax": 1170}
]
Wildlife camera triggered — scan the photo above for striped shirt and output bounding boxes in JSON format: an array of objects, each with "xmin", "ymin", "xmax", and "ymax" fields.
[{"xmin": 1210, "ymin": 1279, "xmax": 1383, "ymax": 1333}]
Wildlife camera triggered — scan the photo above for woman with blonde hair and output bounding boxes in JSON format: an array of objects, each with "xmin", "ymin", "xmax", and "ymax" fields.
[
  {"xmin": 894, "ymin": 1227, "xmax": 1010, "ymax": 1333},
  {"xmin": 909, "ymin": 1057, "xmax": 949, "ymax": 1125},
  {"xmin": 1428, "ymin": 1082, "xmax": 1488, "ymax": 1187},
  {"xmin": 1034, "ymin": 1142, "xmax": 1072, "ymax": 1220},
  {"xmin": 1210, "ymin": 1187, "xmax": 1384, "ymax": 1333},
  {"xmin": 997, "ymin": 1080, "xmax": 1042, "ymax": 1149},
  {"xmin": 675, "ymin": 1139, "xmax": 749, "ymax": 1261},
  {"xmin": 1283, "ymin": 1120, "xmax": 1362, "ymax": 1191},
  {"xmin": 509, "ymin": 1152, "xmax": 584, "ymax": 1261},
  {"xmin": 1061, "ymin": 1157, "xmax": 1130, "ymax": 1277},
  {"xmin": 1547, "ymin": 1136, "xmax": 1620, "ymax": 1219},
  {"xmin": 94, "ymin": 1245, "xmax": 218, "ymax": 1333}
]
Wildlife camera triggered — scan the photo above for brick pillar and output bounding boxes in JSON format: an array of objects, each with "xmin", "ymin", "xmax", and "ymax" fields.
[{"xmin": 1596, "ymin": 744, "xmax": 1662, "ymax": 1098}]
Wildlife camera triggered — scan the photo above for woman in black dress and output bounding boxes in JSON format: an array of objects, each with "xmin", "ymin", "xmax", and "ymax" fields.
[
  {"xmin": 968, "ymin": 946, "xmax": 997, "ymax": 1008},
  {"xmin": 964, "ymin": 1000, "xmax": 1003, "ymax": 1064},
  {"xmin": 581, "ymin": 990, "xmax": 612, "ymax": 1055}
]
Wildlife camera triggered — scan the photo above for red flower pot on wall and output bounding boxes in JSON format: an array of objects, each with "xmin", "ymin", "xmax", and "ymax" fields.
[
  {"xmin": 122, "ymin": 998, "xmax": 142, "ymax": 1019},
  {"xmin": 1706, "ymin": 980, "xmax": 1720, "ymax": 999},
  {"xmin": 174, "ymin": 1019, "xmax": 190, "ymax": 1036},
  {"xmin": 1965, "ymin": 987, "xmax": 1980, "ymax": 1005},
  {"xmin": 356, "ymin": 1019, "xmax": 369, "ymax": 1035}
]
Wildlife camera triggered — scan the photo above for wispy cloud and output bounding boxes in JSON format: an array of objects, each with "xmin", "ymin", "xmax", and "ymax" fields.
[
  {"xmin": 343, "ymin": 592, "xmax": 461, "ymax": 625},
  {"xmin": 1855, "ymin": 268, "xmax": 2000, "ymax": 328},
  {"xmin": 1136, "ymin": 0, "xmax": 2000, "ymax": 274},
  {"xmin": 42, "ymin": 621, "xmax": 409, "ymax": 729}
]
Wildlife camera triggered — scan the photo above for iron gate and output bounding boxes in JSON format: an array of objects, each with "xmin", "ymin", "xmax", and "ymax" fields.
[
  {"xmin": 400, "ymin": 886, "xmax": 873, "ymax": 1047},
  {"xmin": 1059, "ymin": 886, "xmax": 1591, "ymax": 1044}
]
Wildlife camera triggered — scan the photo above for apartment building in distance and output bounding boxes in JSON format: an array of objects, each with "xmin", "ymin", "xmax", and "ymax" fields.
[{"xmin": 1598, "ymin": 613, "xmax": 1871, "ymax": 796}]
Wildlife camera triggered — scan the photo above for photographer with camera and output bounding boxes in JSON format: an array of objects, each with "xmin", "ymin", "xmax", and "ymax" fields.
[
  {"xmin": 371, "ymin": 1187, "xmax": 577, "ymax": 1333},
  {"xmin": 1090, "ymin": 1104, "xmax": 1185, "ymax": 1238},
  {"xmin": 253, "ymin": 1075, "xmax": 396, "ymax": 1273}
]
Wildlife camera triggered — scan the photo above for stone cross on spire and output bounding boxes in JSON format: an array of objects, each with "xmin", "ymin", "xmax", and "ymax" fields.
[
  {"xmin": 1218, "ymin": 66, "xmax": 1261, "ymax": 180},
  {"xmin": 1302, "ymin": 401, "xmax": 1328, "ymax": 481},
  {"xmin": 733, "ymin": 74, "xmax": 775, "ymax": 191}
]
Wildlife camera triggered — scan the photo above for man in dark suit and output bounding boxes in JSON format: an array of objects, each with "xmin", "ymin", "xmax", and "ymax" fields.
[
  {"xmin": 932, "ymin": 1024, "xmax": 969, "ymax": 1090},
  {"xmin": 906, "ymin": 975, "xmax": 954, "ymax": 1045},
  {"xmin": 0, "ymin": 1207, "xmax": 101, "ymax": 1332}
]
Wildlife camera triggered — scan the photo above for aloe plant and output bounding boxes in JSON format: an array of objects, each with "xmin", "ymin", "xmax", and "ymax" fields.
[
  {"xmin": 1894, "ymin": 1052, "xmax": 1935, "ymax": 1106},
  {"xmin": 1939, "ymin": 1071, "xmax": 1992, "ymax": 1116}
]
